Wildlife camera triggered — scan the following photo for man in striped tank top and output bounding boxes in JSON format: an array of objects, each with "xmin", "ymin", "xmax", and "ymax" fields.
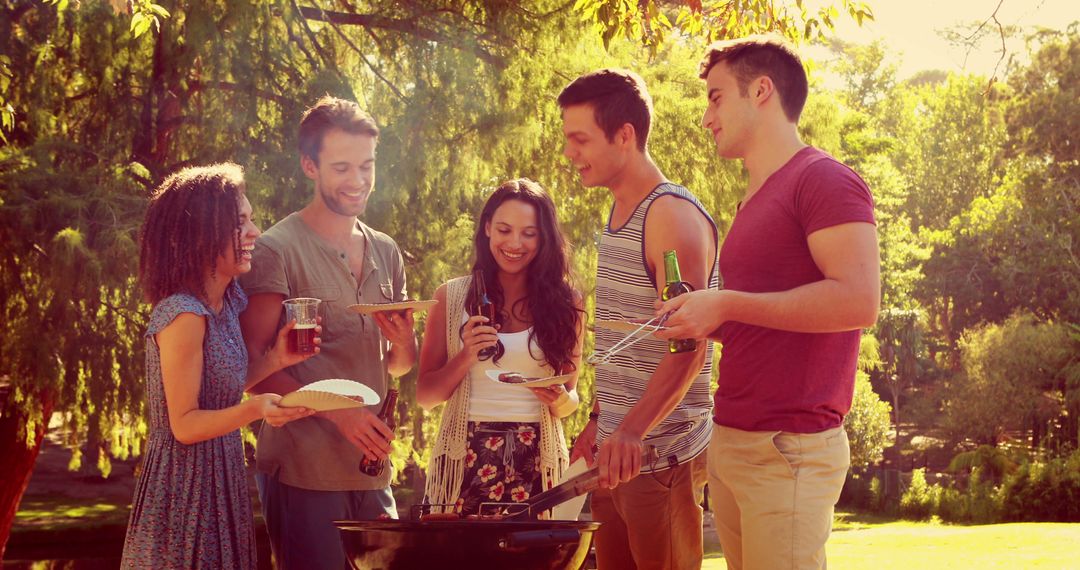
[
  {"xmin": 558, "ymin": 69, "xmax": 719, "ymax": 570},
  {"xmin": 658, "ymin": 36, "xmax": 880, "ymax": 570}
]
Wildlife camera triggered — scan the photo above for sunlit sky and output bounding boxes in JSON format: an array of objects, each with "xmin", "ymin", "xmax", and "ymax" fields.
[{"xmin": 806, "ymin": 0, "xmax": 1079, "ymax": 79}]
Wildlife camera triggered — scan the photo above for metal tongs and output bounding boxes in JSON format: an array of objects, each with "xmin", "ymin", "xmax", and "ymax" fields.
[
  {"xmin": 587, "ymin": 312, "xmax": 672, "ymax": 366},
  {"xmin": 505, "ymin": 446, "xmax": 661, "ymax": 521}
]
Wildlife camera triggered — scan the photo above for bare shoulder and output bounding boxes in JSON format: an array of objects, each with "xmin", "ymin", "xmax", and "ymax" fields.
[
  {"xmin": 647, "ymin": 193, "xmax": 710, "ymax": 228},
  {"xmin": 433, "ymin": 282, "xmax": 448, "ymax": 302}
]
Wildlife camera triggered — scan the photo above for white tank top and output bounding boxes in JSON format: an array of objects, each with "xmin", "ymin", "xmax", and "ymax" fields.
[{"xmin": 461, "ymin": 312, "xmax": 554, "ymax": 422}]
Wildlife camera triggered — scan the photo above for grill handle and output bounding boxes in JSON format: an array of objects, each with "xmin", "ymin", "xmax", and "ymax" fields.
[{"xmin": 499, "ymin": 529, "xmax": 582, "ymax": 550}]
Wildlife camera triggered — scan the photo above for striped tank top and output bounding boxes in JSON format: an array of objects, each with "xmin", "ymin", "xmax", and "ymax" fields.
[{"xmin": 594, "ymin": 183, "xmax": 718, "ymax": 471}]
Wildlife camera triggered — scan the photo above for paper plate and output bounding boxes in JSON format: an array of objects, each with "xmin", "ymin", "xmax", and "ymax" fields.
[
  {"xmin": 278, "ymin": 390, "xmax": 363, "ymax": 412},
  {"xmin": 594, "ymin": 319, "xmax": 668, "ymax": 333},
  {"xmin": 347, "ymin": 299, "xmax": 438, "ymax": 315},
  {"xmin": 279, "ymin": 379, "xmax": 380, "ymax": 411},
  {"xmin": 484, "ymin": 370, "xmax": 574, "ymax": 389}
]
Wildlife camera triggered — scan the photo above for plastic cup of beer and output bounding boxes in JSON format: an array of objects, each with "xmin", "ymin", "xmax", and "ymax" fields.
[{"xmin": 283, "ymin": 298, "xmax": 320, "ymax": 354}]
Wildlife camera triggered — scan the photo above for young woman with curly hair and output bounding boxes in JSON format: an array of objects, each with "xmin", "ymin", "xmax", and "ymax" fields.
[
  {"xmin": 418, "ymin": 178, "xmax": 584, "ymax": 516},
  {"xmin": 121, "ymin": 163, "xmax": 319, "ymax": 569}
]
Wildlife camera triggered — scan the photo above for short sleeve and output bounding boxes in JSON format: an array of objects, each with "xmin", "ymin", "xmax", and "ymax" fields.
[
  {"xmin": 238, "ymin": 240, "xmax": 289, "ymax": 297},
  {"xmin": 146, "ymin": 294, "xmax": 211, "ymax": 337},
  {"xmin": 795, "ymin": 159, "xmax": 876, "ymax": 237}
]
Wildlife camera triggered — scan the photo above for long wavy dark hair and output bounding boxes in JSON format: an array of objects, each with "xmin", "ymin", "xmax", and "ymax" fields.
[
  {"xmin": 467, "ymin": 178, "xmax": 583, "ymax": 373},
  {"xmin": 139, "ymin": 163, "xmax": 245, "ymax": 305}
]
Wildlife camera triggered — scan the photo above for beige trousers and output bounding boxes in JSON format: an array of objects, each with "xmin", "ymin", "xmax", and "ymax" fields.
[
  {"xmin": 708, "ymin": 425, "xmax": 850, "ymax": 570},
  {"xmin": 591, "ymin": 453, "xmax": 707, "ymax": 570}
]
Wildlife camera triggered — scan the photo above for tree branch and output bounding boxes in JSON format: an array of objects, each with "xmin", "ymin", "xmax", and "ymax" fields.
[
  {"xmin": 292, "ymin": 0, "xmax": 336, "ymax": 69},
  {"xmin": 188, "ymin": 80, "xmax": 297, "ymax": 107},
  {"xmin": 297, "ymin": 5, "xmax": 506, "ymax": 68},
  {"xmin": 323, "ymin": 18, "xmax": 408, "ymax": 101}
]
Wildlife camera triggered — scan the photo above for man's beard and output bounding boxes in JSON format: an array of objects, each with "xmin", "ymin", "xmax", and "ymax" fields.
[{"xmin": 320, "ymin": 185, "xmax": 367, "ymax": 217}]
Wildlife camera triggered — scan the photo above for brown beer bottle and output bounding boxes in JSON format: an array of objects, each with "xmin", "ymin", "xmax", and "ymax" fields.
[
  {"xmin": 660, "ymin": 250, "xmax": 697, "ymax": 353},
  {"xmin": 359, "ymin": 388, "xmax": 398, "ymax": 477},
  {"xmin": 472, "ymin": 270, "xmax": 498, "ymax": 360}
]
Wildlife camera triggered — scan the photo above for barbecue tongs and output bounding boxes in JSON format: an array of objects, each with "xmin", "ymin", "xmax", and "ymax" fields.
[{"xmin": 505, "ymin": 445, "xmax": 660, "ymax": 521}]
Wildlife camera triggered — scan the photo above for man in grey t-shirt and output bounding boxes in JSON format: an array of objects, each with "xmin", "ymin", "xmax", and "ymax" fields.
[{"xmin": 238, "ymin": 96, "xmax": 417, "ymax": 570}]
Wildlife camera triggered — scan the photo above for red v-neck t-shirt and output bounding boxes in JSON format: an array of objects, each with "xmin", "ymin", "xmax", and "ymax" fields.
[{"xmin": 714, "ymin": 146, "xmax": 876, "ymax": 433}]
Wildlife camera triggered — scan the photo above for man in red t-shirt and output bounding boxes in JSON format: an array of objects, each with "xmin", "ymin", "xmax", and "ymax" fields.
[{"xmin": 657, "ymin": 36, "xmax": 880, "ymax": 570}]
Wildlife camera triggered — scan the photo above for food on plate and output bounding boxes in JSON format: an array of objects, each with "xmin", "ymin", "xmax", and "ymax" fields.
[{"xmin": 497, "ymin": 372, "xmax": 532, "ymax": 384}]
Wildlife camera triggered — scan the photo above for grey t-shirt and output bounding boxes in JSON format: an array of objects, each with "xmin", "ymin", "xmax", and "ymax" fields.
[{"xmin": 239, "ymin": 213, "xmax": 406, "ymax": 491}]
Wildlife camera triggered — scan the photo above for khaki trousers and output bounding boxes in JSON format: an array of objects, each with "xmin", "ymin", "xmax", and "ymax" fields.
[
  {"xmin": 708, "ymin": 425, "xmax": 850, "ymax": 570},
  {"xmin": 591, "ymin": 453, "xmax": 707, "ymax": 570}
]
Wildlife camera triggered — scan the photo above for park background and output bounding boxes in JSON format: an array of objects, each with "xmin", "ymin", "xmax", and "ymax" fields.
[{"xmin": 1, "ymin": 0, "xmax": 1078, "ymax": 567}]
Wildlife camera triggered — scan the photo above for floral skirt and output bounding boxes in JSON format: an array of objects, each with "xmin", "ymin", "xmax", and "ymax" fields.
[{"xmin": 454, "ymin": 421, "xmax": 542, "ymax": 515}]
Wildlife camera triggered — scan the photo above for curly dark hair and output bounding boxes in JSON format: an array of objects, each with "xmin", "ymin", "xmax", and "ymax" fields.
[
  {"xmin": 139, "ymin": 163, "xmax": 245, "ymax": 305},
  {"xmin": 468, "ymin": 179, "xmax": 584, "ymax": 373}
]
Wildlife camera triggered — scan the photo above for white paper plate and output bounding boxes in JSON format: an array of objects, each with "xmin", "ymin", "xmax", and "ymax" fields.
[
  {"xmin": 278, "ymin": 390, "xmax": 363, "ymax": 412},
  {"xmin": 484, "ymin": 370, "xmax": 573, "ymax": 389},
  {"xmin": 594, "ymin": 319, "xmax": 668, "ymax": 333},
  {"xmin": 279, "ymin": 379, "xmax": 380, "ymax": 411},
  {"xmin": 347, "ymin": 300, "xmax": 438, "ymax": 315}
]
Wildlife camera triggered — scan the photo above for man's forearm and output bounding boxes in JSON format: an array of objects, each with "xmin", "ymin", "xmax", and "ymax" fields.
[
  {"xmin": 386, "ymin": 338, "xmax": 417, "ymax": 377},
  {"xmin": 709, "ymin": 279, "xmax": 879, "ymax": 340},
  {"xmin": 615, "ymin": 347, "xmax": 707, "ymax": 439},
  {"xmin": 247, "ymin": 369, "xmax": 303, "ymax": 395}
]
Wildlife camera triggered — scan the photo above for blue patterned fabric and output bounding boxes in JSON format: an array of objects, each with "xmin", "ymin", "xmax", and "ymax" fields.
[{"xmin": 121, "ymin": 281, "xmax": 256, "ymax": 569}]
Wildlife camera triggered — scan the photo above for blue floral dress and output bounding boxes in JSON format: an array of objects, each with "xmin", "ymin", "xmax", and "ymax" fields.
[{"xmin": 121, "ymin": 282, "xmax": 256, "ymax": 569}]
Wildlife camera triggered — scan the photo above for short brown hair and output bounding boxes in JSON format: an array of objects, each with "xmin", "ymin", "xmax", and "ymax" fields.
[
  {"xmin": 557, "ymin": 69, "xmax": 653, "ymax": 151},
  {"xmin": 139, "ymin": 163, "xmax": 245, "ymax": 305},
  {"xmin": 699, "ymin": 35, "xmax": 808, "ymax": 122},
  {"xmin": 298, "ymin": 96, "xmax": 379, "ymax": 163}
]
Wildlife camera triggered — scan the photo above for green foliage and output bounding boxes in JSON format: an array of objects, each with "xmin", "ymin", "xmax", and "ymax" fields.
[
  {"xmin": 899, "ymin": 468, "xmax": 938, "ymax": 520},
  {"xmin": 845, "ymin": 370, "xmax": 893, "ymax": 469},
  {"xmin": 868, "ymin": 475, "xmax": 884, "ymax": 511},
  {"xmin": 826, "ymin": 38, "xmax": 897, "ymax": 113},
  {"xmin": 839, "ymin": 471, "xmax": 887, "ymax": 513},
  {"xmin": 573, "ymin": 0, "xmax": 874, "ymax": 53},
  {"xmin": 944, "ymin": 312, "xmax": 1075, "ymax": 445},
  {"xmin": 947, "ymin": 445, "xmax": 1019, "ymax": 482},
  {"xmin": 999, "ymin": 451, "xmax": 1080, "ymax": 522},
  {"xmin": 934, "ymin": 467, "xmax": 1003, "ymax": 524},
  {"xmin": 129, "ymin": 1, "xmax": 171, "ymax": 38}
]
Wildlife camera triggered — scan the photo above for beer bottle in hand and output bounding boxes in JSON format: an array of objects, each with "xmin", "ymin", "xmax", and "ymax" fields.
[
  {"xmin": 473, "ymin": 270, "xmax": 498, "ymax": 360},
  {"xmin": 359, "ymin": 389, "xmax": 398, "ymax": 477},
  {"xmin": 661, "ymin": 250, "xmax": 697, "ymax": 354}
]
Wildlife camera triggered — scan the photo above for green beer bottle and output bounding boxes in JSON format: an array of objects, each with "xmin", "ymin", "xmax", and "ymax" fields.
[{"xmin": 661, "ymin": 250, "xmax": 697, "ymax": 353}]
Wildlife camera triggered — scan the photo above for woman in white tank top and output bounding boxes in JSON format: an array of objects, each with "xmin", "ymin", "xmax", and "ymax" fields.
[{"xmin": 418, "ymin": 179, "xmax": 585, "ymax": 516}]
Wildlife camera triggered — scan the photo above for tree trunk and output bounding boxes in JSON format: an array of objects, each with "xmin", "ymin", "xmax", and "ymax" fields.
[{"xmin": 0, "ymin": 389, "xmax": 55, "ymax": 559}]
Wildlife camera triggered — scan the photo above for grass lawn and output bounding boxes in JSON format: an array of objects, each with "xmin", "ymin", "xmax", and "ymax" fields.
[
  {"xmin": 14, "ymin": 497, "xmax": 129, "ymax": 531},
  {"xmin": 701, "ymin": 511, "xmax": 1080, "ymax": 569}
]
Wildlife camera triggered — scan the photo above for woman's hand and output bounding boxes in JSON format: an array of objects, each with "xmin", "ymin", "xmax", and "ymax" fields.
[
  {"xmin": 249, "ymin": 393, "xmax": 314, "ymax": 427},
  {"xmin": 460, "ymin": 315, "xmax": 499, "ymax": 362},
  {"xmin": 268, "ymin": 318, "xmax": 322, "ymax": 370},
  {"xmin": 529, "ymin": 384, "xmax": 578, "ymax": 419}
]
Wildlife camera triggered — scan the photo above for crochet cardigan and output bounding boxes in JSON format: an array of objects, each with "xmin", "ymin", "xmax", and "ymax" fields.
[{"xmin": 424, "ymin": 275, "xmax": 569, "ymax": 514}]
